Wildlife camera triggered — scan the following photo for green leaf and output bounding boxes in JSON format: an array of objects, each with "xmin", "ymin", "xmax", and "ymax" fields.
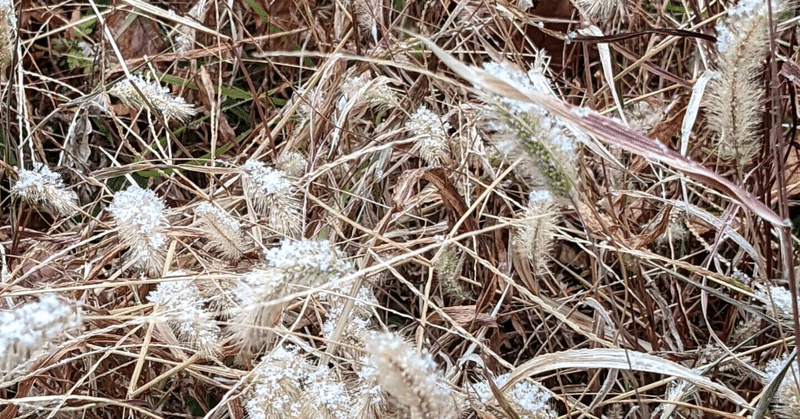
[
  {"xmin": 244, "ymin": 0, "xmax": 270, "ymax": 22},
  {"xmin": 66, "ymin": 48, "xmax": 91, "ymax": 71},
  {"xmin": 157, "ymin": 73, "xmax": 253, "ymax": 100},
  {"xmin": 72, "ymin": 17, "xmax": 96, "ymax": 39}
]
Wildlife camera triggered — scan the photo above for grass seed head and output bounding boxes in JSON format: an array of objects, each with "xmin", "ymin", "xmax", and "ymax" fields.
[
  {"xmin": 108, "ymin": 184, "xmax": 169, "ymax": 276},
  {"xmin": 472, "ymin": 373, "xmax": 556, "ymax": 419},
  {"xmin": 433, "ymin": 240, "xmax": 469, "ymax": 299},
  {"xmin": 11, "ymin": 162, "xmax": 79, "ymax": 217},
  {"xmin": 365, "ymin": 332, "xmax": 458, "ymax": 419},
  {"xmin": 480, "ymin": 61, "xmax": 578, "ymax": 195},
  {"xmin": 572, "ymin": 0, "xmax": 621, "ymax": 20},
  {"xmin": 246, "ymin": 345, "xmax": 310, "ymax": 419},
  {"xmin": 514, "ymin": 190, "xmax": 558, "ymax": 278},
  {"xmin": 147, "ymin": 272, "xmax": 221, "ymax": 358},
  {"xmin": 0, "ymin": 0, "xmax": 15, "ymax": 70},
  {"xmin": 705, "ymin": 0, "xmax": 787, "ymax": 163},
  {"xmin": 350, "ymin": 358, "xmax": 391, "ymax": 419},
  {"xmin": 0, "ymin": 294, "xmax": 82, "ymax": 373},
  {"xmin": 195, "ymin": 202, "xmax": 249, "ymax": 260},
  {"xmin": 764, "ymin": 353, "xmax": 800, "ymax": 418},
  {"xmin": 407, "ymin": 106, "xmax": 451, "ymax": 166},
  {"xmin": 241, "ymin": 160, "xmax": 302, "ymax": 237},
  {"xmin": 107, "ymin": 74, "xmax": 197, "ymax": 122},
  {"xmin": 276, "ymin": 151, "xmax": 308, "ymax": 177},
  {"xmin": 233, "ymin": 239, "xmax": 353, "ymax": 349}
]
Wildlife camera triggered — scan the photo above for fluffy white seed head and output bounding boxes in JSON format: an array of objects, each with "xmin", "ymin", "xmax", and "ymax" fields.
[
  {"xmin": 108, "ymin": 184, "xmax": 169, "ymax": 276},
  {"xmin": 339, "ymin": 72, "xmax": 397, "ymax": 110},
  {"xmin": 705, "ymin": 0, "xmax": 787, "ymax": 163},
  {"xmin": 232, "ymin": 239, "xmax": 353, "ymax": 350},
  {"xmin": 246, "ymin": 345, "xmax": 310, "ymax": 419},
  {"xmin": 276, "ymin": 151, "xmax": 308, "ymax": 177},
  {"xmin": 147, "ymin": 272, "xmax": 221, "ymax": 358},
  {"xmin": 195, "ymin": 202, "xmax": 249, "ymax": 260},
  {"xmin": 407, "ymin": 106, "xmax": 451, "ymax": 166},
  {"xmin": 364, "ymin": 332, "xmax": 458, "ymax": 419},
  {"xmin": 231, "ymin": 268, "xmax": 286, "ymax": 351},
  {"xmin": 0, "ymin": 294, "xmax": 82, "ymax": 372},
  {"xmin": 107, "ymin": 74, "xmax": 197, "ymax": 122},
  {"xmin": 755, "ymin": 285, "xmax": 796, "ymax": 321},
  {"xmin": 472, "ymin": 373, "xmax": 555, "ymax": 419},
  {"xmin": 241, "ymin": 160, "xmax": 302, "ymax": 237},
  {"xmin": 514, "ymin": 190, "xmax": 558, "ymax": 278},
  {"xmin": 11, "ymin": 163, "xmax": 79, "ymax": 216},
  {"xmin": 764, "ymin": 353, "xmax": 800, "ymax": 418}
]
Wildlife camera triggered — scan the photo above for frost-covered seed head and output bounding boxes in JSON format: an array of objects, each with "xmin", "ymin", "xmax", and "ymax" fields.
[
  {"xmin": 301, "ymin": 366, "xmax": 352, "ymax": 419},
  {"xmin": 11, "ymin": 163, "xmax": 79, "ymax": 216},
  {"xmin": 515, "ymin": 190, "xmax": 558, "ymax": 278},
  {"xmin": 241, "ymin": 160, "xmax": 302, "ymax": 237},
  {"xmin": 107, "ymin": 74, "xmax": 196, "ymax": 122},
  {"xmin": 407, "ymin": 106, "xmax": 451, "ymax": 166},
  {"xmin": 108, "ymin": 184, "xmax": 169, "ymax": 276},
  {"xmin": 147, "ymin": 272, "xmax": 221, "ymax": 358},
  {"xmin": 0, "ymin": 294, "xmax": 82, "ymax": 372},
  {"xmin": 764, "ymin": 353, "xmax": 800, "ymax": 418},
  {"xmin": 472, "ymin": 373, "xmax": 556, "ymax": 419},
  {"xmin": 339, "ymin": 72, "xmax": 397, "ymax": 109},
  {"xmin": 234, "ymin": 240, "xmax": 352, "ymax": 349},
  {"xmin": 479, "ymin": 61, "xmax": 577, "ymax": 195},
  {"xmin": 755, "ymin": 285, "xmax": 795, "ymax": 320},
  {"xmin": 276, "ymin": 151, "xmax": 308, "ymax": 177},
  {"xmin": 195, "ymin": 202, "xmax": 248, "ymax": 260},
  {"xmin": 364, "ymin": 332, "xmax": 457, "ymax": 419},
  {"xmin": 263, "ymin": 238, "xmax": 352, "ymax": 277},
  {"xmin": 246, "ymin": 345, "xmax": 309, "ymax": 418}
]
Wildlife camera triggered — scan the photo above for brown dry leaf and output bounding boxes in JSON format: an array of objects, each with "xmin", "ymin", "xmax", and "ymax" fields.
[
  {"xmin": 577, "ymin": 202, "xmax": 670, "ymax": 249},
  {"xmin": 771, "ymin": 146, "xmax": 800, "ymax": 204},
  {"xmin": 426, "ymin": 305, "xmax": 497, "ymax": 329},
  {"xmin": 422, "ymin": 168, "xmax": 479, "ymax": 233},
  {"xmin": 629, "ymin": 206, "xmax": 672, "ymax": 249},
  {"xmin": 392, "ymin": 167, "xmax": 478, "ymax": 233},
  {"xmin": 392, "ymin": 167, "xmax": 434, "ymax": 211},
  {"xmin": 106, "ymin": 7, "xmax": 165, "ymax": 62},
  {"xmin": 577, "ymin": 201, "xmax": 626, "ymax": 244}
]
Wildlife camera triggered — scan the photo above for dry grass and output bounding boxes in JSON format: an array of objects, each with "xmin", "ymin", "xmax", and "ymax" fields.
[{"xmin": 2, "ymin": 0, "xmax": 800, "ymax": 418}]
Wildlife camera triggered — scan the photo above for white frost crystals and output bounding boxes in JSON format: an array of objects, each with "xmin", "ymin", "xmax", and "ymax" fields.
[
  {"xmin": 241, "ymin": 159, "xmax": 302, "ymax": 237},
  {"xmin": 763, "ymin": 353, "xmax": 800, "ymax": 418},
  {"xmin": 147, "ymin": 271, "xmax": 221, "ymax": 358},
  {"xmin": 406, "ymin": 105, "xmax": 451, "ymax": 166},
  {"xmin": 108, "ymin": 184, "xmax": 170, "ymax": 276},
  {"xmin": 0, "ymin": 294, "xmax": 82, "ymax": 372},
  {"xmin": 471, "ymin": 373, "xmax": 556, "ymax": 419},
  {"xmin": 364, "ymin": 332, "xmax": 458, "ymax": 419},
  {"xmin": 479, "ymin": 59, "xmax": 578, "ymax": 196},
  {"xmin": 107, "ymin": 74, "xmax": 197, "ymax": 122},
  {"xmin": 11, "ymin": 162, "xmax": 79, "ymax": 216}
]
